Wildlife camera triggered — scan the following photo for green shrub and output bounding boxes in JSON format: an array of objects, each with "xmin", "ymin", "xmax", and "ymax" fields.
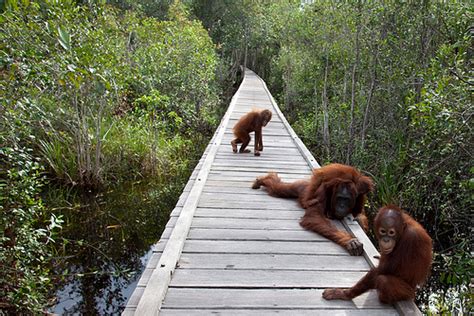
[{"xmin": 0, "ymin": 141, "xmax": 62, "ymax": 313}]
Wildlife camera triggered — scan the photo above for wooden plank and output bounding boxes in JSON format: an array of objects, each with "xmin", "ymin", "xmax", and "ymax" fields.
[
  {"xmin": 178, "ymin": 253, "xmax": 368, "ymax": 270},
  {"xmin": 169, "ymin": 269, "xmax": 368, "ymax": 288},
  {"xmin": 194, "ymin": 208, "xmax": 303, "ymax": 220},
  {"xmin": 212, "ymin": 162, "xmax": 309, "ymax": 168},
  {"xmin": 125, "ymin": 287, "xmax": 145, "ymax": 308},
  {"xmin": 208, "ymin": 171, "xmax": 309, "ymax": 178},
  {"xmin": 217, "ymin": 147, "xmax": 302, "ymax": 156},
  {"xmin": 199, "ymin": 192, "xmax": 301, "ymax": 203},
  {"xmin": 190, "ymin": 217, "xmax": 346, "ymax": 231},
  {"xmin": 223, "ymin": 134, "xmax": 293, "ymax": 140},
  {"xmin": 198, "ymin": 192, "xmax": 289, "ymax": 201},
  {"xmin": 205, "ymin": 179, "xmax": 264, "ymax": 188},
  {"xmin": 224, "ymin": 130, "xmax": 295, "ymax": 137},
  {"xmin": 182, "ymin": 240, "xmax": 347, "ymax": 255},
  {"xmin": 226, "ymin": 122, "xmax": 287, "ymax": 129},
  {"xmin": 212, "ymin": 161, "xmax": 310, "ymax": 168},
  {"xmin": 201, "ymin": 185, "xmax": 282, "ymax": 195},
  {"xmin": 121, "ymin": 308, "xmax": 136, "ymax": 316},
  {"xmin": 157, "ymin": 225, "xmax": 352, "ymax": 244},
  {"xmin": 222, "ymin": 135, "xmax": 295, "ymax": 143},
  {"xmin": 211, "ymin": 166, "xmax": 310, "ymax": 174},
  {"xmin": 186, "ymin": 228, "xmax": 327, "ymax": 241},
  {"xmin": 220, "ymin": 146, "xmax": 300, "ymax": 153},
  {"xmin": 197, "ymin": 199, "xmax": 303, "ymax": 210},
  {"xmin": 161, "ymin": 288, "xmax": 392, "ymax": 310},
  {"xmin": 215, "ymin": 153, "xmax": 308, "ymax": 162},
  {"xmin": 206, "ymin": 175, "xmax": 305, "ymax": 182},
  {"xmin": 160, "ymin": 309, "xmax": 399, "ymax": 316}
]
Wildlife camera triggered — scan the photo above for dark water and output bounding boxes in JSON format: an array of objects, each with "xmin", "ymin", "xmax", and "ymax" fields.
[{"xmin": 46, "ymin": 179, "xmax": 182, "ymax": 315}]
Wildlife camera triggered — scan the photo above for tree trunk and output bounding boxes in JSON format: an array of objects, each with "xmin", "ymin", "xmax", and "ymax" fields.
[
  {"xmin": 361, "ymin": 45, "xmax": 378, "ymax": 150},
  {"xmin": 244, "ymin": 44, "xmax": 248, "ymax": 70},
  {"xmin": 342, "ymin": 66, "xmax": 348, "ymax": 105},
  {"xmin": 94, "ymin": 96, "xmax": 104, "ymax": 184},
  {"xmin": 322, "ymin": 54, "xmax": 330, "ymax": 157},
  {"xmin": 284, "ymin": 58, "xmax": 293, "ymax": 114},
  {"xmin": 313, "ymin": 81, "xmax": 319, "ymax": 142},
  {"xmin": 346, "ymin": 3, "xmax": 361, "ymax": 164}
]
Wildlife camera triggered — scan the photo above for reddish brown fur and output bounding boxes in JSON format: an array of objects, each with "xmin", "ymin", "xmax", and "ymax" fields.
[
  {"xmin": 231, "ymin": 109, "xmax": 272, "ymax": 156},
  {"xmin": 252, "ymin": 163, "xmax": 374, "ymax": 255},
  {"xmin": 323, "ymin": 205, "xmax": 433, "ymax": 304}
]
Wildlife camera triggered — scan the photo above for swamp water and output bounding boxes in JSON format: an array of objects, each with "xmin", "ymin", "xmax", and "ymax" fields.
[{"xmin": 46, "ymin": 179, "xmax": 183, "ymax": 314}]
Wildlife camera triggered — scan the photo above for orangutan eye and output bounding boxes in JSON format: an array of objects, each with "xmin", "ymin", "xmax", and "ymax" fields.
[
  {"xmin": 388, "ymin": 229, "xmax": 396, "ymax": 236},
  {"xmin": 379, "ymin": 229, "xmax": 386, "ymax": 235}
]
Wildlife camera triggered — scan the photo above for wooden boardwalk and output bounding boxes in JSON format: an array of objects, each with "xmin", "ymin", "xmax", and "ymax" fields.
[{"xmin": 123, "ymin": 69, "xmax": 420, "ymax": 315}]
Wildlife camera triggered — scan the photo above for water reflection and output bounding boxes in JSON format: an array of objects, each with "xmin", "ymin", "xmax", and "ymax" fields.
[{"xmin": 47, "ymin": 180, "xmax": 180, "ymax": 314}]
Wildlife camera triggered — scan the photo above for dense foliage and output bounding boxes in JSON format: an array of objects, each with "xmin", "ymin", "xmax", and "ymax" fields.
[
  {"xmin": 0, "ymin": 139, "xmax": 62, "ymax": 312},
  {"xmin": 191, "ymin": 0, "xmax": 472, "ymax": 313},
  {"xmin": 2, "ymin": 0, "xmax": 218, "ymax": 189},
  {"xmin": 1, "ymin": 0, "xmax": 220, "ymax": 313}
]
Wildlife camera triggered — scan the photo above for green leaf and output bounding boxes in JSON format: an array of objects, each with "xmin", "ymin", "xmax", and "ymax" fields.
[{"xmin": 58, "ymin": 26, "xmax": 71, "ymax": 51}]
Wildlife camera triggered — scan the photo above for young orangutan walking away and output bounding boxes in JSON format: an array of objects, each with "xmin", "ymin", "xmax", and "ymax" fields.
[{"xmin": 231, "ymin": 108, "xmax": 272, "ymax": 156}]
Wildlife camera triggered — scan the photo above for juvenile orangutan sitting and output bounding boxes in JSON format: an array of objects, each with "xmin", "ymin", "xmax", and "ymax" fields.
[{"xmin": 323, "ymin": 205, "xmax": 432, "ymax": 304}]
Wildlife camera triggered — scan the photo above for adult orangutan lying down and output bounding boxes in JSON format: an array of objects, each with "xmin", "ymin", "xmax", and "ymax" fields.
[
  {"xmin": 323, "ymin": 205, "xmax": 432, "ymax": 304},
  {"xmin": 252, "ymin": 163, "xmax": 374, "ymax": 255},
  {"xmin": 231, "ymin": 108, "xmax": 272, "ymax": 156}
]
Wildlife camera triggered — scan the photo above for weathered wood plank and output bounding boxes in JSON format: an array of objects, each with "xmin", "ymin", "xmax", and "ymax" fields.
[
  {"xmin": 201, "ymin": 185, "xmax": 281, "ymax": 195},
  {"xmin": 215, "ymin": 153, "xmax": 308, "ymax": 162},
  {"xmin": 160, "ymin": 309, "xmax": 399, "ymax": 316},
  {"xmin": 213, "ymin": 162, "xmax": 308, "ymax": 170},
  {"xmin": 223, "ymin": 135, "xmax": 295, "ymax": 142},
  {"xmin": 206, "ymin": 175, "xmax": 305, "ymax": 182},
  {"xmin": 224, "ymin": 130, "xmax": 296, "ymax": 137},
  {"xmin": 212, "ymin": 160, "xmax": 310, "ymax": 168},
  {"xmin": 189, "ymin": 217, "xmax": 346, "ymax": 231},
  {"xmin": 161, "ymin": 227, "xmax": 342, "ymax": 241},
  {"xmin": 217, "ymin": 147, "xmax": 302, "ymax": 156},
  {"xmin": 169, "ymin": 269, "xmax": 368, "ymax": 288},
  {"xmin": 197, "ymin": 199, "xmax": 303, "ymax": 209},
  {"xmin": 125, "ymin": 287, "xmax": 145, "ymax": 308},
  {"xmin": 208, "ymin": 171, "xmax": 309, "ymax": 178},
  {"xmin": 199, "ymin": 192, "xmax": 300, "ymax": 203},
  {"xmin": 211, "ymin": 166, "xmax": 310, "ymax": 174},
  {"xmin": 185, "ymin": 228, "xmax": 328, "ymax": 241},
  {"xmin": 194, "ymin": 208, "xmax": 303, "ymax": 220},
  {"xmin": 178, "ymin": 253, "xmax": 367, "ymax": 270},
  {"xmin": 182, "ymin": 240, "xmax": 347, "ymax": 255},
  {"xmin": 161, "ymin": 288, "xmax": 392, "ymax": 310},
  {"xmin": 198, "ymin": 192, "xmax": 294, "ymax": 202},
  {"xmin": 205, "ymin": 179, "xmax": 263, "ymax": 188}
]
